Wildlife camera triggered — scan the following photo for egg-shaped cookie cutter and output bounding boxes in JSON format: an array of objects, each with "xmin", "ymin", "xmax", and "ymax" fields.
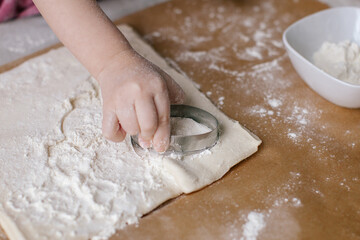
[{"xmin": 131, "ymin": 104, "xmax": 219, "ymax": 156}]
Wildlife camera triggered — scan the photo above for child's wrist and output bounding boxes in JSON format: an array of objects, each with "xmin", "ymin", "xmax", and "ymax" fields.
[{"xmin": 94, "ymin": 46, "xmax": 135, "ymax": 84}]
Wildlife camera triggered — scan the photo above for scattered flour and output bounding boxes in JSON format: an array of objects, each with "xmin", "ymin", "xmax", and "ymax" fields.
[
  {"xmin": 141, "ymin": 3, "xmax": 359, "ymax": 240},
  {"xmin": 250, "ymin": 107, "xmax": 276, "ymax": 118},
  {"xmin": 313, "ymin": 40, "xmax": 360, "ymax": 84},
  {"xmin": 240, "ymin": 212, "xmax": 266, "ymax": 240},
  {"xmin": 273, "ymin": 197, "xmax": 302, "ymax": 208},
  {"xmin": 170, "ymin": 117, "xmax": 211, "ymax": 136},
  {"xmin": 268, "ymin": 98, "xmax": 282, "ymax": 108},
  {"xmin": 218, "ymin": 96, "xmax": 225, "ymax": 106},
  {"xmin": 158, "ymin": 0, "xmax": 357, "ymax": 171},
  {"xmin": 287, "ymin": 133, "xmax": 297, "ymax": 139}
]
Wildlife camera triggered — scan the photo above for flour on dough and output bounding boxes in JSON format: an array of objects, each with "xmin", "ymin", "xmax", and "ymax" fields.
[
  {"xmin": 313, "ymin": 40, "xmax": 360, "ymax": 84},
  {"xmin": 0, "ymin": 25, "xmax": 261, "ymax": 240},
  {"xmin": 170, "ymin": 117, "xmax": 211, "ymax": 136}
]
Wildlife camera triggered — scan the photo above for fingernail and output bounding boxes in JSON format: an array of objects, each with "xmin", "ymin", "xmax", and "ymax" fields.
[
  {"xmin": 154, "ymin": 138, "xmax": 169, "ymax": 153},
  {"xmin": 139, "ymin": 137, "xmax": 151, "ymax": 149}
]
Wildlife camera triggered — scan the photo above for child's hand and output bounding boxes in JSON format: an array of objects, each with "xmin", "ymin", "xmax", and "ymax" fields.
[
  {"xmin": 33, "ymin": 0, "xmax": 185, "ymax": 152},
  {"xmin": 97, "ymin": 49, "xmax": 185, "ymax": 152}
]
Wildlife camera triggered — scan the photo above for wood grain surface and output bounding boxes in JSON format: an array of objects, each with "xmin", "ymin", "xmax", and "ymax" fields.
[{"xmin": 1, "ymin": 0, "xmax": 359, "ymax": 239}]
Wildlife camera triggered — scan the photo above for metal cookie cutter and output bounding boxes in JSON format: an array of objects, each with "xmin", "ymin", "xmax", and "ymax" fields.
[{"xmin": 131, "ymin": 104, "xmax": 219, "ymax": 156}]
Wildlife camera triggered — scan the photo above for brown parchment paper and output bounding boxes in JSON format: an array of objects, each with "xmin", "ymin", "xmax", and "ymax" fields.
[{"xmin": 1, "ymin": 0, "xmax": 359, "ymax": 239}]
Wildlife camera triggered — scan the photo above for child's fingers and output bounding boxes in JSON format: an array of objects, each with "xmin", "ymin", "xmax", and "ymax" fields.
[
  {"xmin": 116, "ymin": 104, "xmax": 140, "ymax": 136},
  {"xmin": 152, "ymin": 93, "xmax": 171, "ymax": 152},
  {"xmin": 102, "ymin": 109, "xmax": 126, "ymax": 142},
  {"xmin": 135, "ymin": 97, "xmax": 158, "ymax": 142}
]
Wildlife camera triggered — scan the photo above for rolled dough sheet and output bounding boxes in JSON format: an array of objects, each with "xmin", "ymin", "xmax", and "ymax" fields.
[{"xmin": 0, "ymin": 25, "xmax": 261, "ymax": 239}]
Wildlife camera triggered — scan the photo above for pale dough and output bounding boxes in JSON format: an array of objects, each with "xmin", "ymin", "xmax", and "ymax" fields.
[{"xmin": 0, "ymin": 25, "xmax": 261, "ymax": 240}]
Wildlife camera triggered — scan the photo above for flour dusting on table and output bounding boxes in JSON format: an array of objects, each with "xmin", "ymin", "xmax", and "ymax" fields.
[
  {"xmin": 241, "ymin": 212, "xmax": 266, "ymax": 240},
  {"xmin": 144, "ymin": 2, "xmax": 359, "ymax": 239}
]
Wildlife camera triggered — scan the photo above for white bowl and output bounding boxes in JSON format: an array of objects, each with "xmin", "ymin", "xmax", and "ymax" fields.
[{"xmin": 283, "ymin": 7, "xmax": 360, "ymax": 108}]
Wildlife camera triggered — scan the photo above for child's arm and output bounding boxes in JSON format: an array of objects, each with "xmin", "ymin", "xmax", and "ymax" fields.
[{"xmin": 33, "ymin": 0, "xmax": 185, "ymax": 152}]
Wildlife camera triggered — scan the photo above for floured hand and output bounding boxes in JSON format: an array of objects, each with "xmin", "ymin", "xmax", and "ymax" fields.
[
  {"xmin": 32, "ymin": 0, "xmax": 185, "ymax": 152},
  {"xmin": 97, "ymin": 49, "xmax": 185, "ymax": 152}
]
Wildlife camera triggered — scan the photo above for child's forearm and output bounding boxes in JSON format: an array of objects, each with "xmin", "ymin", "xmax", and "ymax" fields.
[{"xmin": 33, "ymin": 0, "xmax": 132, "ymax": 78}]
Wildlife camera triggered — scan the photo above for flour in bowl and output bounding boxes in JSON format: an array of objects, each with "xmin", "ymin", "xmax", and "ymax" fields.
[{"xmin": 313, "ymin": 40, "xmax": 360, "ymax": 84}]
